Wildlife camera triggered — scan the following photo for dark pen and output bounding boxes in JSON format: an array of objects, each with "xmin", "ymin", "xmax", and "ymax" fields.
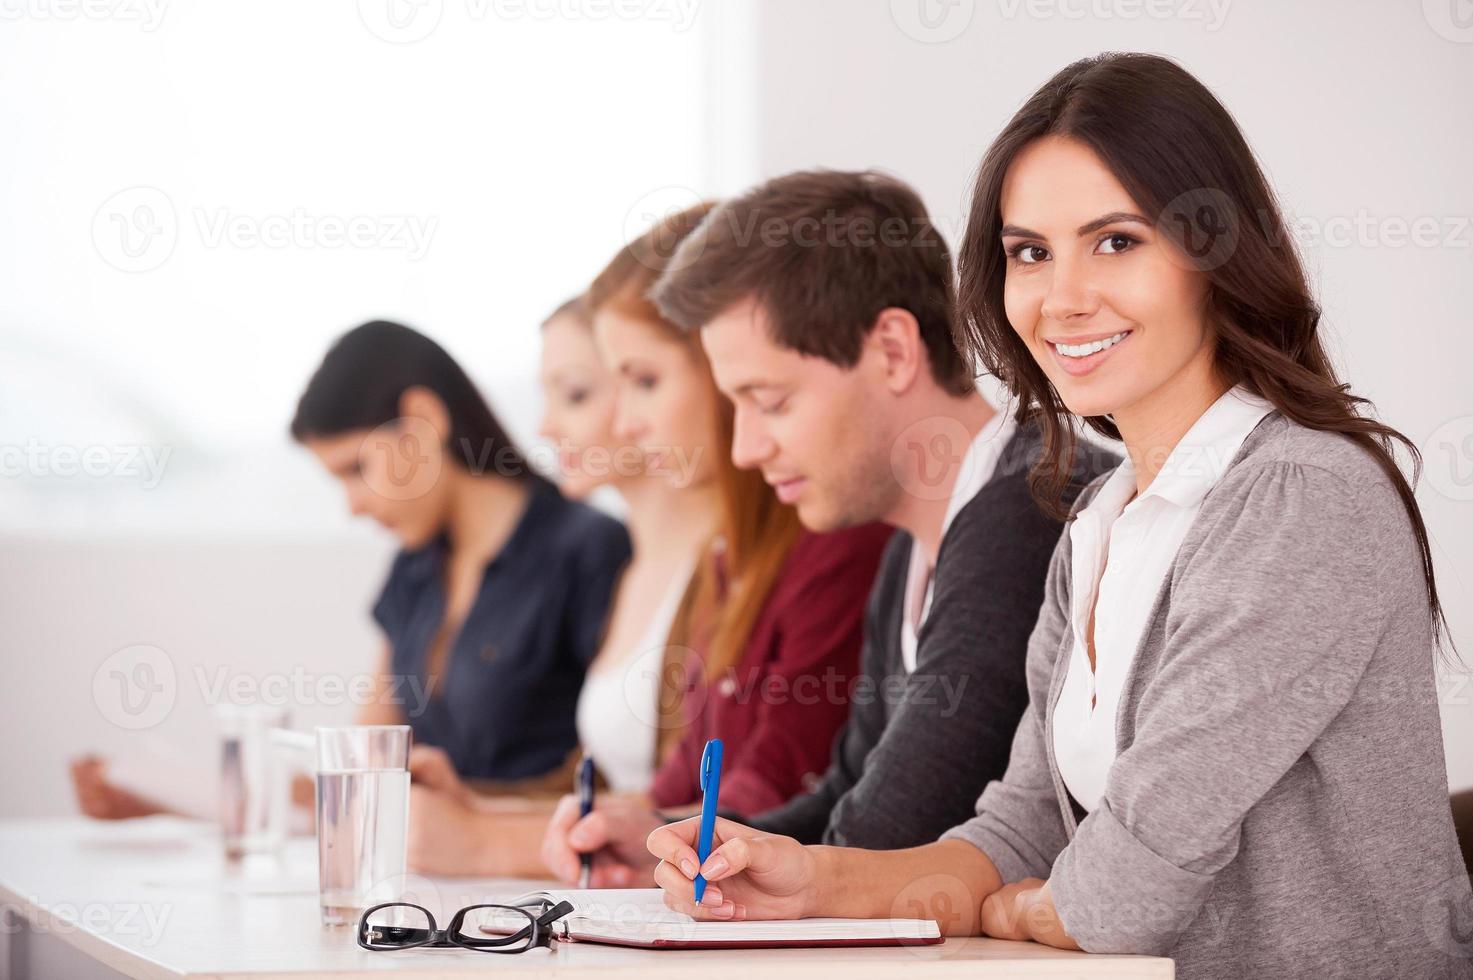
[{"xmin": 576, "ymin": 757, "xmax": 595, "ymax": 889}]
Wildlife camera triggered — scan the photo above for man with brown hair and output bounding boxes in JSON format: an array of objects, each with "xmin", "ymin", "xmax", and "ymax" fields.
[{"xmin": 541, "ymin": 170, "xmax": 1114, "ymax": 884}]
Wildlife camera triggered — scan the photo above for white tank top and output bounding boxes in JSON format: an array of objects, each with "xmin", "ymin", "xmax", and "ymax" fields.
[{"xmin": 575, "ymin": 555, "xmax": 696, "ymax": 794}]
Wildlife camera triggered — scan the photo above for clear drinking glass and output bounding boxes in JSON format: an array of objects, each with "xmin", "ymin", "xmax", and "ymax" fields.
[
  {"xmin": 214, "ymin": 703, "xmax": 291, "ymax": 860},
  {"xmin": 315, "ymin": 725, "xmax": 412, "ymax": 926}
]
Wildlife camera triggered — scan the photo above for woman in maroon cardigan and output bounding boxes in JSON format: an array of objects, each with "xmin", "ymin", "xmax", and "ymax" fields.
[
  {"xmin": 401, "ymin": 203, "xmax": 888, "ymax": 878},
  {"xmin": 584, "ymin": 200, "xmax": 891, "ymax": 820},
  {"xmin": 647, "ymin": 523, "xmax": 891, "ymax": 816}
]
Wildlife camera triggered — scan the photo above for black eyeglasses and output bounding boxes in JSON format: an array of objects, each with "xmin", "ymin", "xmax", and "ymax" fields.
[{"xmin": 357, "ymin": 898, "xmax": 575, "ymax": 954}]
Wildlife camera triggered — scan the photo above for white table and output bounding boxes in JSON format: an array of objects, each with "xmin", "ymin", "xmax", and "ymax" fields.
[{"xmin": 0, "ymin": 817, "xmax": 1173, "ymax": 978}]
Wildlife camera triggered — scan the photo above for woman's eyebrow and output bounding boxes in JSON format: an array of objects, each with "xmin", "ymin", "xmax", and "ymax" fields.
[
  {"xmin": 999, "ymin": 210, "xmax": 1153, "ymax": 241},
  {"xmin": 1076, "ymin": 210, "xmax": 1152, "ymax": 236}
]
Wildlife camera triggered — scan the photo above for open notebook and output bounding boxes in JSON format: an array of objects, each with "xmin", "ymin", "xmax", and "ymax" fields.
[{"xmin": 478, "ymin": 888, "xmax": 942, "ymax": 950}]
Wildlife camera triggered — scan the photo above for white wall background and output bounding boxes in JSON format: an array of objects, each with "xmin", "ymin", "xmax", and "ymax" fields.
[
  {"xmin": 0, "ymin": 0, "xmax": 745, "ymax": 816},
  {"xmin": 2, "ymin": 0, "xmax": 1469, "ymax": 817}
]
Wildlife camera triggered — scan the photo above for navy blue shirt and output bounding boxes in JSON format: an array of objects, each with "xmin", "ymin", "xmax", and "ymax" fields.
[{"xmin": 372, "ymin": 478, "xmax": 631, "ymax": 781}]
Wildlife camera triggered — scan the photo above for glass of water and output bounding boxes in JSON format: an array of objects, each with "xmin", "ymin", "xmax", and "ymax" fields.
[
  {"xmin": 215, "ymin": 703, "xmax": 291, "ymax": 860},
  {"xmin": 315, "ymin": 725, "xmax": 412, "ymax": 926}
]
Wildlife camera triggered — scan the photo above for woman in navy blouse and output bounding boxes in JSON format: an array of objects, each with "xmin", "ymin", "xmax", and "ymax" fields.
[{"xmin": 291, "ymin": 320, "xmax": 631, "ymax": 787}]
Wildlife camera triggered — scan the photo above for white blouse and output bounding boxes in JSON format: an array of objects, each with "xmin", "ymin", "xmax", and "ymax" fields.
[
  {"xmin": 1052, "ymin": 386, "xmax": 1273, "ymax": 812},
  {"xmin": 575, "ymin": 554, "xmax": 697, "ymax": 794}
]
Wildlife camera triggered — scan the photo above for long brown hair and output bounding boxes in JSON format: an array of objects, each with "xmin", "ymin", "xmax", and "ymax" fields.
[
  {"xmin": 588, "ymin": 202, "xmax": 804, "ymax": 759},
  {"xmin": 954, "ymin": 52, "xmax": 1450, "ymax": 652}
]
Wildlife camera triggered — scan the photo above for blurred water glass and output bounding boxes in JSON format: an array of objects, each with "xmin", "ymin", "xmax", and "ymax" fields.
[
  {"xmin": 214, "ymin": 703, "xmax": 291, "ymax": 860},
  {"xmin": 315, "ymin": 725, "xmax": 411, "ymax": 927}
]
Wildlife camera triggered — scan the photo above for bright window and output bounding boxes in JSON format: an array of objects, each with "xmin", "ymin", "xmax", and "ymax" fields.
[{"xmin": 0, "ymin": 0, "xmax": 717, "ymax": 535}]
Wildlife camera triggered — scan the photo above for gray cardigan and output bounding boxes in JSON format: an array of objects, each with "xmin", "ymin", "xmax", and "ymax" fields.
[{"xmin": 942, "ymin": 413, "xmax": 1473, "ymax": 979}]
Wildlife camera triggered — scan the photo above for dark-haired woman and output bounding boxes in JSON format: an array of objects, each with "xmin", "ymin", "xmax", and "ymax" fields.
[
  {"xmin": 644, "ymin": 53, "xmax": 1472, "ymax": 979},
  {"xmin": 291, "ymin": 320, "xmax": 631, "ymax": 788},
  {"xmin": 69, "ymin": 321, "xmax": 630, "ymax": 819}
]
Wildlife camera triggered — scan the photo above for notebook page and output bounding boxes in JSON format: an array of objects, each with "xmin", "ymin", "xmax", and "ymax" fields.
[{"xmin": 478, "ymin": 888, "xmax": 940, "ymax": 945}]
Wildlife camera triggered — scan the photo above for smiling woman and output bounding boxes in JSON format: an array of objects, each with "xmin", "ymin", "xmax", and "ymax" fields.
[
  {"xmin": 640, "ymin": 52, "xmax": 1471, "ymax": 980},
  {"xmin": 957, "ymin": 58, "xmax": 1449, "ymax": 650},
  {"xmin": 992, "ymin": 145, "xmax": 1217, "ymax": 396}
]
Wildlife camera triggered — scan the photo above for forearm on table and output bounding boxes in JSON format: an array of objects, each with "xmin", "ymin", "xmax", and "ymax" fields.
[
  {"xmin": 462, "ymin": 808, "xmax": 557, "ymax": 877},
  {"xmin": 1022, "ymin": 881, "xmax": 1077, "ymax": 949},
  {"xmin": 464, "ymin": 793, "xmax": 560, "ymax": 816},
  {"xmin": 809, "ymin": 838, "xmax": 1003, "ymax": 935}
]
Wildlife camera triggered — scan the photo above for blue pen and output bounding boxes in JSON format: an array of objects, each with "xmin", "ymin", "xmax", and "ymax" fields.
[
  {"xmin": 692, "ymin": 738, "xmax": 724, "ymax": 904},
  {"xmin": 576, "ymin": 757, "xmax": 595, "ymax": 889}
]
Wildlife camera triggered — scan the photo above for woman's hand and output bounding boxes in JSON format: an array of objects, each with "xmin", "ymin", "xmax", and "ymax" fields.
[
  {"xmin": 980, "ymin": 877, "xmax": 1079, "ymax": 950},
  {"xmin": 69, "ymin": 756, "xmax": 168, "ymax": 820},
  {"xmin": 539, "ymin": 792, "xmax": 661, "ymax": 887},
  {"xmin": 646, "ymin": 815, "xmax": 816, "ymax": 920},
  {"xmin": 407, "ymin": 745, "xmax": 471, "ymax": 805},
  {"xmin": 406, "ymin": 784, "xmax": 486, "ymax": 876}
]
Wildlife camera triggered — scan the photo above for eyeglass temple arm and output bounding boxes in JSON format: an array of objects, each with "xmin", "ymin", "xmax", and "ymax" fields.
[
  {"xmin": 473, "ymin": 900, "xmax": 575, "ymax": 940},
  {"xmin": 535, "ymin": 900, "xmax": 575, "ymax": 928}
]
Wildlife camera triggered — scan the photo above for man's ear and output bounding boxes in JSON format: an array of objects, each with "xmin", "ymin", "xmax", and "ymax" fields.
[
  {"xmin": 865, "ymin": 307, "xmax": 925, "ymax": 395},
  {"xmin": 398, "ymin": 386, "xmax": 452, "ymax": 443}
]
